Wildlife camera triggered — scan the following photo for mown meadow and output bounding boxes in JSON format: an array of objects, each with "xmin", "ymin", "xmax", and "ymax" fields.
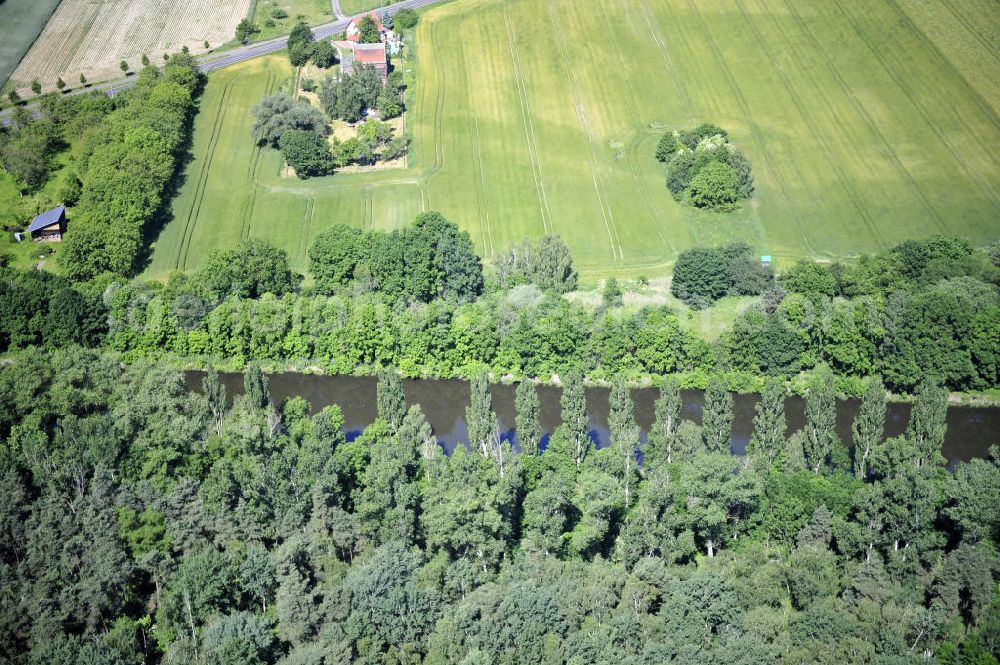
[{"xmin": 144, "ymin": 0, "xmax": 1000, "ymax": 283}]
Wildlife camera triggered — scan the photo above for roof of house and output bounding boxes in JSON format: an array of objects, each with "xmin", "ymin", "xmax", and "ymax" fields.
[
  {"xmin": 354, "ymin": 42, "xmax": 387, "ymax": 66},
  {"xmin": 26, "ymin": 206, "xmax": 65, "ymax": 233}
]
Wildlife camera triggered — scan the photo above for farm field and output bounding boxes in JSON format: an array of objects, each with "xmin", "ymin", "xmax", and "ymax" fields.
[
  {"xmin": 0, "ymin": 0, "xmax": 62, "ymax": 90},
  {"xmin": 144, "ymin": 0, "xmax": 1000, "ymax": 283},
  {"xmin": 8, "ymin": 0, "xmax": 251, "ymax": 96}
]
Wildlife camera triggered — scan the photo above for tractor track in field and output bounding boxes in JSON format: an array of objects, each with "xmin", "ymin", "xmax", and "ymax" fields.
[
  {"xmin": 454, "ymin": 36, "xmax": 495, "ymax": 258},
  {"xmin": 593, "ymin": 0, "xmax": 675, "ymax": 253},
  {"xmin": 362, "ymin": 187, "xmax": 374, "ymax": 230},
  {"xmin": 625, "ymin": 133, "xmax": 678, "ymax": 253},
  {"xmin": 175, "ymin": 76, "xmax": 234, "ymax": 270},
  {"xmin": 59, "ymin": 7, "xmax": 101, "ymax": 75},
  {"xmin": 503, "ymin": 7, "xmax": 554, "ymax": 235},
  {"xmin": 239, "ymin": 70, "xmax": 276, "ymax": 242},
  {"xmin": 590, "ymin": 0, "xmax": 647, "ymax": 259},
  {"xmin": 934, "ymin": 0, "xmax": 1000, "ymax": 64},
  {"xmin": 634, "ymin": 0, "xmax": 693, "ymax": 124},
  {"xmin": 830, "ymin": 0, "xmax": 1000, "ymax": 205},
  {"xmin": 428, "ymin": 21, "xmax": 447, "ymax": 178},
  {"xmin": 679, "ymin": 0, "xmax": 819, "ymax": 256},
  {"xmin": 544, "ymin": 0, "xmax": 623, "ymax": 260},
  {"xmin": 887, "ymin": 0, "xmax": 1000, "ymax": 136},
  {"xmin": 732, "ymin": 0, "xmax": 888, "ymax": 249},
  {"xmin": 294, "ymin": 198, "xmax": 315, "ymax": 266},
  {"xmin": 778, "ymin": 0, "xmax": 952, "ymax": 236}
]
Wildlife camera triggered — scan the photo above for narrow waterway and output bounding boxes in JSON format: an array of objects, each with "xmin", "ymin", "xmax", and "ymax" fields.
[{"xmin": 185, "ymin": 372, "xmax": 999, "ymax": 464}]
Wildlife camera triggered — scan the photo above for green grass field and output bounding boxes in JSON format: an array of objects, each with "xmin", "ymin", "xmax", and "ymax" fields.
[
  {"xmin": 340, "ymin": 0, "xmax": 389, "ymax": 15},
  {"xmin": 0, "ymin": 0, "xmax": 62, "ymax": 90},
  {"xmin": 250, "ymin": 0, "xmax": 334, "ymax": 40},
  {"xmin": 144, "ymin": 0, "xmax": 1000, "ymax": 283}
]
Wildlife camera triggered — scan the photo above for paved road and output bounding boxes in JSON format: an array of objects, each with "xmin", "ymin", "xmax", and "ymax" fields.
[
  {"xmin": 332, "ymin": 0, "xmax": 346, "ymax": 20},
  {"xmin": 1, "ymin": 0, "xmax": 440, "ymax": 126}
]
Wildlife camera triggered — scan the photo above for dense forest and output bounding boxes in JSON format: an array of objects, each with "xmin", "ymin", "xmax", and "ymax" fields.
[{"xmin": 0, "ymin": 349, "xmax": 997, "ymax": 663}]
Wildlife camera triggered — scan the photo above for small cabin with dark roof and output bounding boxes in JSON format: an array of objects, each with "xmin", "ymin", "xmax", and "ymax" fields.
[{"xmin": 25, "ymin": 206, "xmax": 67, "ymax": 241}]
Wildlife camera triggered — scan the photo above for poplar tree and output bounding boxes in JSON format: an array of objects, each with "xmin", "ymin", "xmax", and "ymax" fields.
[
  {"xmin": 852, "ymin": 378, "xmax": 886, "ymax": 479},
  {"xmin": 356, "ymin": 416, "xmax": 420, "ymax": 546},
  {"xmin": 803, "ymin": 370, "xmax": 838, "ymax": 474},
  {"xmin": 376, "ymin": 367, "xmax": 406, "ymax": 431},
  {"xmin": 243, "ymin": 363, "xmax": 269, "ymax": 409},
  {"xmin": 701, "ymin": 379, "xmax": 733, "ymax": 454},
  {"xmin": 560, "ymin": 371, "xmax": 589, "ymax": 466},
  {"xmin": 515, "ymin": 380, "xmax": 542, "ymax": 456},
  {"xmin": 203, "ymin": 366, "xmax": 227, "ymax": 436},
  {"xmin": 905, "ymin": 378, "xmax": 948, "ymax": 469},
  {"xmin": 608, "ymin": 376, "xmax": 634, "ymax": 434},
  {"xmin": 646, "ymin": 380, "xmax": 682, "ymax": 467},
  {"xmin": 608, "ymin": 376, "xmax": 639, "ymax": 508},
  {"xmin": 748, "ymin": 378, "xmax": 786, "ymax": 468},
  {"xmin": 466, "ymin": 371, "xmax": 497, "ymax": 458},
  {"xmin": 398, "ymin": 405, "xmax": 441, "ymax": 484}
]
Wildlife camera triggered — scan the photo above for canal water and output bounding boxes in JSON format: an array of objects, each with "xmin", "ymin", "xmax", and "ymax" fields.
[{"xmin": 185, "ymin": 372, "xmax": 998, "ymax": 464}]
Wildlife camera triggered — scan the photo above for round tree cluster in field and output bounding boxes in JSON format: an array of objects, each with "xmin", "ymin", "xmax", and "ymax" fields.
[{"xmin": 656, "ymin": 124, "xmax": 754, "ymax": 212}]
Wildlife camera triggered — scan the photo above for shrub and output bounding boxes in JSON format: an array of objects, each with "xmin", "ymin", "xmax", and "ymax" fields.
[
  {"xmin": 382, "ymin": 136, "xmax": 408, "ymax": 161},
  {"xmin": 671, "ymin": 247, "xmax": 729, "ymax": 308},
  {"xmin": 779, "ymin": 261, "xmax": 837, "ymax": 300},
  {"xmin": 310, "ymin": 41, "xmax": 337, "ymax": 69},
  {"xmin": 377, "ymin": 90, "xmax": 403, "ymax": 119},
  {"xmin": 279, "ymin": 129, "xmax": 336, "ymax": 178},
  {"xmin": 679, "ymin": 123, "xmax": 728, "ymax": 150},
  {"xmin": 602, "ymin": 278, "xmax": 623, "ymax": 308},
  {"xmin": 251, "ymin": 92, "xmax": 327, "ymax": 146},
  {"xmin": 655, "ymin": 132, "xmax": 678, "ymax": 162},
  {"xmin": 271, "ymin": 7, "xmax": 288, "ymax": 19},
  {"xmin": 725, "ymin": 147, "xmax": 754, "ymax": 199},
  {"xmin": 198, "ymin": 238, "xmax": 299, "ymax": 298},
  {"xmin": 394, "ymin": 8, "xmax": 418, "ymax": 29},
  {"xmin": 688, "ymin": 161, "xmax": 742, "ymax": 211}
]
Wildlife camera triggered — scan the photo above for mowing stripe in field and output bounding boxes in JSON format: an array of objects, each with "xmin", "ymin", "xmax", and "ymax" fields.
[
  {"xmin": 453, "ymin": 31, "xmax": 493, "ymax": 257},
  {"xmin": 884, "ymin": 0, "xmax": 1000, "ymax": 138},
  {"xmin": 689, "ymin": 0, "xmax": 891, "ymax": 255},
  {"xmin": 895, "ymin": 0, "xmax": 1000, "ymax": 117},
  {"xmin": 774, "ymin": 0, "xmax": 950, "ymax": 237},
  {"xmin": 543, "ymin": 0, "xmax": 622, "ymax": 261},
  {"xmin": 829, "ymin": 0, "xmax": 1000, "ymax": 206},
  {"xmin": 935, "ymin": 0, "xmax": 1000, "ymax": 63},
  {"xmin": 727, "ymin": 0, "xmax": 890, "ymax": 250},
  {"xmin": 176, "ymin": 77, "xmax": 235, "ymax": 270},
  {"xmin": 463, "ymin": 8, "xmax": 549, "ymax": 255},
  {"xmin": 501, "ymin": 7, "xmax": 554, "ymax": 235},
  {"xmin": 791, "ymin": 2, "xmax": 997, "ymax": 244}
]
